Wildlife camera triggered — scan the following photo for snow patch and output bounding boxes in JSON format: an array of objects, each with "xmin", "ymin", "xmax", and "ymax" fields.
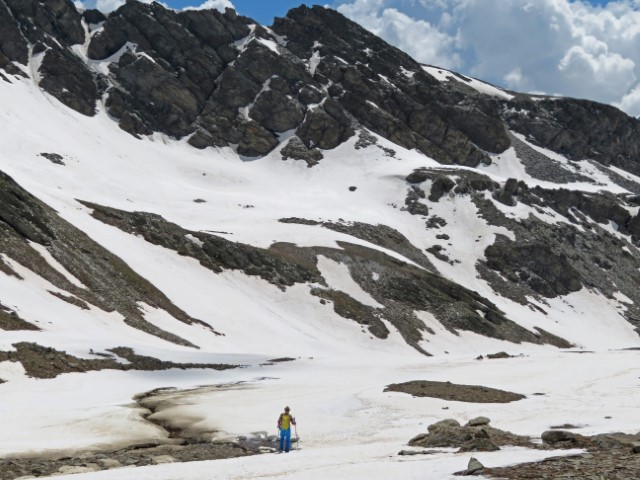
[{"xmin": 316, "ymin": 256, "xmax": 383, "ymax": 308}]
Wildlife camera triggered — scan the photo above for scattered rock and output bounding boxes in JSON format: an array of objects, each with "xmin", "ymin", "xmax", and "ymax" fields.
[
  {"xmin": 467, "ymin": 417, "xmax": 491, "ymax": 427},
  {"xmin": 398, "ymin": 449, "xmax": 438, "ymax": 456},
  {"xmin": 39, "ymin": 153, "xmax": 65, "ymax": 165},
  {"xmin": 486, "ymin": 352, "xmax": 512, "ymax": 359},
  {"xmin": 465, "ymin": 457, "xmax": 484, "ymax": 475},
  {"xmin": 541, "ymin": 430, "xmax": 577, "ymax": 446}
]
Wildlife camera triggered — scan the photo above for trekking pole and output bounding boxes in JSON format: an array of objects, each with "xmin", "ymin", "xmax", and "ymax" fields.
[{"xmin": 294, "ymin": 425, "xmax": 299, "ymax": 450}]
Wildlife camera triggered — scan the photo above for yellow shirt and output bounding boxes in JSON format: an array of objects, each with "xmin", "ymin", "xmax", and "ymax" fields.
[{"xmin": 279, "ymin": 413, "xmax": 293, "ymax": 430}]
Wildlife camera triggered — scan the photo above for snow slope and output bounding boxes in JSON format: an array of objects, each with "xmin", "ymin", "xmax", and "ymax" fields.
[{"xmin": 1, "ymin": 52, "xmax": 640, "ymax": 480}]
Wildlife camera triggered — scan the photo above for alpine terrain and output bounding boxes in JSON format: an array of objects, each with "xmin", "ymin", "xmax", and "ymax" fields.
[{"xmin": 1, "ymin": 1, "xmax": 640, "ymax": 479}]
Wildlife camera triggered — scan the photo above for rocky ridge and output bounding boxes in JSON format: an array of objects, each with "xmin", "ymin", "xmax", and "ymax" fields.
[{"xmin": 1, "ymin": 1, "xmax": 638, "ymax": 175}]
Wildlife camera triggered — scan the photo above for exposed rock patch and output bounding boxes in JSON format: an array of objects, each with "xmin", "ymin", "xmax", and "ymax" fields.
[
  {"xmin": 0, "ymin": 343, "xmax": 238, "ymax": 379},
  {"xmin": 310, "ymin": 287, "xmax": 389, "ymax": 339},
  {"xmin": 280, "ymin": 136, "xmax": 324, "ymax": 166},
  {"xmin": 0, "ymin": 302, "xmax": 39, "ymax": 331},
  {"xmin": 0, "ymin": 436, "xmax": 254, "ymax": 480},
  {"xmin": 385, "ymin": 381, "xmax": 526, "ymax": 403},
  {"xmin": 507, "ymin": 131, "xmax": 593, "ymax": 184},
  {"xmin": 504, "ymin": 96, "xmax": 640, "ymax": 178},
  {"xmin": 39, "ymin": 152, "xmax": 65, "ymax": 165}
]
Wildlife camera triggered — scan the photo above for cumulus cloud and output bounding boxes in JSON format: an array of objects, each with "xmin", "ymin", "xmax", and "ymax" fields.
[
  {"xmin": 333, "ymin": 0, "xmax": 640, "ymax": 117},
  {"xmin": 618, "ymin": 84, "xmax": 640, "ymax": 116},
  {"xmin": 338, "ymin": 0, "xmax": 462, "ymax": 69},
  {"xmin": 75, "ymin": 0, "xmax": 161, "ymax": 12},
  {"xmin": 183, "ymin": 0, "xmax": 235, "ymax": 12},
  {"xmin": 75, "ymin": 0, "xmax": 234, "ymax": 13}
]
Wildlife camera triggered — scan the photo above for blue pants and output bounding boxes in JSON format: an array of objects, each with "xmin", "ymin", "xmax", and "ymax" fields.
[{"xmin": 279, "ymin": 428, "xmax": 291, "ymax": 452}]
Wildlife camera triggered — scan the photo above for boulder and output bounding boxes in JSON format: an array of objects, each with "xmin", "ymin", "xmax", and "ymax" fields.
[
  {"xmin": 281, "ymin": 136, "xmax": 324, "ymax": 166},
  {"xmin": 541, "ymin": 430, "xmax": 577, "ymax": 445},
  {"xmin": 459, "ymin": 436, "xmax": 499, "ymax": 453},
  {"xmin": 467, "ymin": 417, "xmax": 491, "ymax": 427},
  {"xmin": 429, "ymin": 176, "xmax": 455, "ymax": 202},
  {"xmin": 465, "ymin": 457, "xmax": 484, "ymax": 475}
]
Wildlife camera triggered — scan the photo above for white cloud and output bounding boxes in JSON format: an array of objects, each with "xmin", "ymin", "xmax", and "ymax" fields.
[
  {"xmin": 617, "ymin": 83, "xmax": 640, "ymax": 117},
  {"xmin": 77, "ymin": 0, "xmax": 160, "ymax": 12},
  {"xmin": 75, "ymin": 0, "xmax": 236, "ymax": 14},
  {"xmin": 337, "ymin": 0, "xmax": 461, "ymax": 69},
  {"xmin": 334, "ymin": 0, "xmax": 640, "ymax": 117},
  {"xmin": 183, "ymin": 0, "xmax": 235, "ymax": 12}
]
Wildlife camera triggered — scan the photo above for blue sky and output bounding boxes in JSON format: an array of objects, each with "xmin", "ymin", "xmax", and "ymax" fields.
[{"xmin": 80, "ymin": 0, "xmax": 640, "ymax": 116}]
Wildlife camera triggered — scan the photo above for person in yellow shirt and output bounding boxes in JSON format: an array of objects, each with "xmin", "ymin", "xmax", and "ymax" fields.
[{"xmin": 277, "ymin": 406, "xmax": 297, "ymax": 452}]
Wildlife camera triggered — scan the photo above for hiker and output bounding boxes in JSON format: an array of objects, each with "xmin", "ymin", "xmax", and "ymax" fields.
[{"xmin": 277, "ymin": 406, "xmax": 296, "ymax": 452}]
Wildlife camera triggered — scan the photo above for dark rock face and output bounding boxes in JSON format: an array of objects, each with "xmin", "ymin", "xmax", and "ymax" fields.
[
  {"xmin": 505, "ymin": 97, "xmax": 640, "ymax": 177},
  {"xmin": 0, "ymin": 0, "xmax": 97, "ymax": 108},
  {"xmin": 89, "ymin": 2, "xmax": 251, "ymax": 137},
  {"xmin": 3, "ymin": 0, "xmax": 84, "ymax": 47},
  {"xmin": 273, "ymin": 5, "xmax": 508, "ymax": 166},
  {"xmin": 0, "ymin": 1, "xmax": 28, "ymax": 71},
  {"xmin": 0, "ymin": 1, "xmax": 511, "ymax": 163},
  {"xmin": 82, "ymin": 9, "xmax": 106, "ymax": 25},
  {"xmin": 39, "ymin": 47, "xmax": 98, "ymax": 116},
  {"xmin": 2, "ymin": 0, "xmax": 639, "ymax": 176},
  {"xmin": 469, "ymin": 186, "xmax": 640, "ymax": 333},
  {"xmin": 485, "ymin": 239, "xmax": 583, "ymax": 297}
]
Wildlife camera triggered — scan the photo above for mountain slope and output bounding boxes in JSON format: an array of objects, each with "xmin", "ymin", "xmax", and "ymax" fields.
[
  {"xmin": 1, "ymin": 0, "xmax": 640, "ymax": 472},
  {"xmin": 0, "ymin": 0, "xmax": 639, "ymax": 357}
]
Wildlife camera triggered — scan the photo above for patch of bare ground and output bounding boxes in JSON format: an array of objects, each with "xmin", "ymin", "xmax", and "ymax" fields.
[
  {"xmin": 0, "ymin": 440, "xmax": 258, "ymax": 479},
  {"xmin": 385, "ymin": 380, "xmax": 525, "ymax": 403},
  {"xmin": 0, "ymin": 343, "xmax": 239, "ymax": 379},
  {"xmin": 0, "ymin": 303, "xmax": 39, "ymax": 331},
  {"xmin": 482, "ymin": 449, "xmax": 640, "ymax": 479}
]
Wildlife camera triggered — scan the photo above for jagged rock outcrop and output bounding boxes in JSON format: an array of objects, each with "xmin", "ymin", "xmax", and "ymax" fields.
[{"xmin": 504, "ymin": 96, "xmax": 640, "ymax": 177}]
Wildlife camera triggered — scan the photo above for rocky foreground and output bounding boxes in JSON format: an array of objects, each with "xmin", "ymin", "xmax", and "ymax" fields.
[
  {"xmin": 6, "ymin": 418, "xmax": 636, "ymax": 480},
  {"xmin": 405, "ymin": 417, "xmax": 640, "ymax": 478}
]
